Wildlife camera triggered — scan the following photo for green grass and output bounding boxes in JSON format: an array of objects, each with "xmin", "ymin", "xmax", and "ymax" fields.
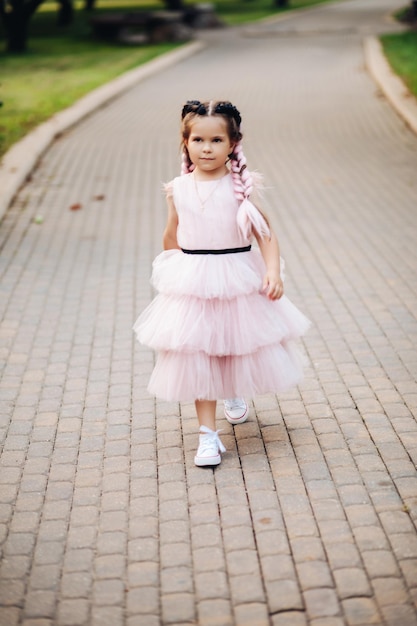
[
  {"xmin": 381, "ymin": 30, "xmax": 417, "ymax": 99},
  {"xmin": 0, "ymin": 40, "xmax": 179, "ymax": 156},
  {"xmin": 0, "ymin": 0, "xmax": 339, "ymax": 158}
]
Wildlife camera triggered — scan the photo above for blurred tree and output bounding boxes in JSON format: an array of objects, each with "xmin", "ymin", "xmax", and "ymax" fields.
[
  {"xmin": 0, "ymin": 0, "xmax": 76, "ymax": 52},
  {"xmin": 0, "ymin": 0, "xmax": 45, "ymax": 52},
  {"xmin": 57, "ymin": 0, "xmax": 74, "ymax": 25},
  {"xmin": 0, "ymin": 0, "xmax": 188, "ymax": 52},
  {"xmin": 164, "ymin": 0, "xmax": 184, "ymax": 9}
]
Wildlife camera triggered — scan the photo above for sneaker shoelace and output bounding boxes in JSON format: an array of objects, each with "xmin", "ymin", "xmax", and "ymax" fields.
[
  {"xmin": 199, "ymin": 425, "xmax": 226, "ymax": 453},
  {"xmin": 225, "ymin": 398, "xmax": 245, "ymax": 411}
]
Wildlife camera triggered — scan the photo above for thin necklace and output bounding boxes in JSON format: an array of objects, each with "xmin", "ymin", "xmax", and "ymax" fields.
[{"xmin": 193, "ymin": 172, "xmax": 224, "ymax": 211}]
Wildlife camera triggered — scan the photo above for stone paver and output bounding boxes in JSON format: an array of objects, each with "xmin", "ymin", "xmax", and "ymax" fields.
[{"xmin": 1, "ymin": 0, "xmax": 417, "ymax": 624}]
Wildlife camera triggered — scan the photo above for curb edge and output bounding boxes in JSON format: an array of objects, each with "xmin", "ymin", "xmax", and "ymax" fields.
[{"xmin": 364, "ymin": 35, "xmax": 417, "ymax": 137}]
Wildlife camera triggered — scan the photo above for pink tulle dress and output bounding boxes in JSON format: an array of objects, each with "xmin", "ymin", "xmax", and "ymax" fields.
[{"xmin": 133, "ymin": 172, "xmax": 310, "ymax": 402}]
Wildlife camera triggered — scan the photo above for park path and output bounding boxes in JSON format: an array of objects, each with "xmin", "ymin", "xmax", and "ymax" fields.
[{"xmin": 1, "ymin": 0, "xmax": 417, "ymax": 624}]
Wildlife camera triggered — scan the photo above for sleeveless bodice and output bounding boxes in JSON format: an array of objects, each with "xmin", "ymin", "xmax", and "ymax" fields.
[{"xmin": 172, "ymin": 173, "xmax": 251, "ymax": 250}]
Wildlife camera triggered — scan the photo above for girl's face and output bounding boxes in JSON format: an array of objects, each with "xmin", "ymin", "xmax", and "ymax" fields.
[{"xmin": 185, "ymin": 116, "xmax": 235, "ymax": 178}]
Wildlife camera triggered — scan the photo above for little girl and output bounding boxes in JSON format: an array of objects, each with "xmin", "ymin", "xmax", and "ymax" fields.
[{"xmin": 134, "ymin": 99, "xmax": 310, "ymax": 467}]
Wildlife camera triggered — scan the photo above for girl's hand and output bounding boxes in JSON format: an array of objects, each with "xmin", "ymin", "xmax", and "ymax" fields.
[
  {"xmin": 263, "ymin": 272, "xmax": 284, "ymax": 300},
  {"xmin": 255, "ymin": 223, "xmax": 284, "ymax": 300}
]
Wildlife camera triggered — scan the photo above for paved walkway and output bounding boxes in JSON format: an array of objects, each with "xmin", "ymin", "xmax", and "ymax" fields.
[{"xmin": 1, "ymin": 0, "xmax": 417, "ymax": 624}]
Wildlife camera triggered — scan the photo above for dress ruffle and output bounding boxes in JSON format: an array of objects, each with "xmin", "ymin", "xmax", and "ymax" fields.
[
  {"xmin": 134, "ymin": 292, "xmax": 310, "ymax": 356},
  {"xmin": 147, "ymin": 341, "xmax": 305, "ymax": 402}
]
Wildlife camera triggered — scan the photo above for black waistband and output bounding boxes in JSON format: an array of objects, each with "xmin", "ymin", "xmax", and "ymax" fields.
[{"xmin": 181, "ymin": 245, "xmax": 251, "ymax": 255}]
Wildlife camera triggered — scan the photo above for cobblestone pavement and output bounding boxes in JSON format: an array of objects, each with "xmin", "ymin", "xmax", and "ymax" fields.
[{"xmin": 1, "ymin": 0, "xmax": 417, "ymax": 624}]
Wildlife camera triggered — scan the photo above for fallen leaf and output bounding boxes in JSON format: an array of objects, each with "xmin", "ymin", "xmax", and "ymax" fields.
[{"xmin": 70, "ymin": 203, "xmax": 82, "ymax": 211}]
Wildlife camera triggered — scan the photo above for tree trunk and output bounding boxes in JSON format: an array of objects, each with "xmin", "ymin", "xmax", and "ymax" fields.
[
  {"xmin": 6, "ymin": 24, "xmax": 29, "ymax": 52},
  {"xmin": 274, "ymin": 0, "xmax": 288, "ymax": 7},
  {"xmin": 84, "ymin": 0, "xmax": 96, "ymax": 11},
  {"xmin": 0, "ymin": 0, "xmax": 46, "ymax": 53},
  {"xmin": 3, "ymin": 10, "xmax": 30, "ymax": 52},
  {"xmin": 164, "ymin": 0, "xmax": 184, "ymax": 11},
  {"xmin": 57, "ymin": 0, "xmax": 74, "ymax": 26}
]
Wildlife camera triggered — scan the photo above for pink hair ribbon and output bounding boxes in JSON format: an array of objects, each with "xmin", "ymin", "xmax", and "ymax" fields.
[{"xmin": 237, "ymin": 198, "xmax": 270, "ymax": 240}]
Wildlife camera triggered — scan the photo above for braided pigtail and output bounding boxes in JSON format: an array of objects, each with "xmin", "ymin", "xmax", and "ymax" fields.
[
  {"xmin": 230, "ymin": 141, "xmax": 253, "ymax": 202},
  {"xmin": 181, "ymin": 148, "xmax": 194, "ymax": 175}
]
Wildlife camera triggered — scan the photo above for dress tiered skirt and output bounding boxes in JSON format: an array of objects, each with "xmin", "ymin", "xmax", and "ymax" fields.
[{"xmin": 133, "ymin": 247, "xmax": 310, "ymax": 401}]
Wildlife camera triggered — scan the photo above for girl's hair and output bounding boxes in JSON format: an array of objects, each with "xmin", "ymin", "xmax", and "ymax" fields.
[{"xmin": 180, "ymin": 100, "xmax": 253, "ymax": 202}]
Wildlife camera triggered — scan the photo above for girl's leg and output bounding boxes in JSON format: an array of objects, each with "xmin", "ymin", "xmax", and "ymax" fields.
[{"xmin": 195, "ymin": 399, "xmax": 217, "ymax": 430}]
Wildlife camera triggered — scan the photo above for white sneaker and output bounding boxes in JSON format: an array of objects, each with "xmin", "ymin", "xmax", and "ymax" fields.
[
  {"xmin": 224, "ymin": 398, "xmax": 248, "ymax": 424},
  {"xmin": 194, "ymin": 426, "xmax": 226, "ymax": 467}
]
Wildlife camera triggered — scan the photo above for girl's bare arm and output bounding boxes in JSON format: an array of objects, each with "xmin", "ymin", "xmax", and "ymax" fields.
[{"xmin": 255, "ymin": 228, "xmax": 284, "ymax": 300}]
